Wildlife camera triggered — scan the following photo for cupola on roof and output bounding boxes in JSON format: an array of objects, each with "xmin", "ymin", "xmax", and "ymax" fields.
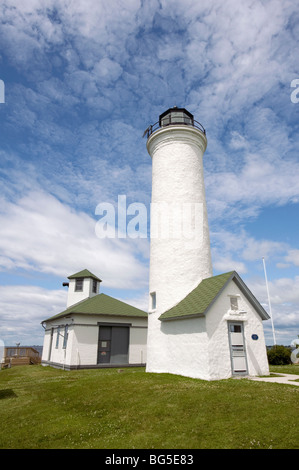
[{"xmin": 67, "ymin": 269, "xmax": 102, "ymax": 282}]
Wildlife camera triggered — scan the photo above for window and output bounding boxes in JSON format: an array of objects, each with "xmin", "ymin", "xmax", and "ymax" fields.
[
  {"xmin": 150, "ymin": 292, "xmax": 156, "ymax": 310},
  {"xmin": 92, "ymin": 279, "xmax": 97, "ymax": 294},
  {"xmin": 75, "ymin": 278, "xmax": 83, "ymax": 291},
  {"xmin": 230, "ymin": 297, "xmax": 239, "ymax": 311},
  {"xmin": 230, "ymin": 324, "xmax": 242, "ymax": 333},
  {"xmin": 63, "ymin": 325, "xmax": 68, "ymax": 349},
  {"xmin": 56, "ymin": 327, "xmax": 60, "ymax": 348}
]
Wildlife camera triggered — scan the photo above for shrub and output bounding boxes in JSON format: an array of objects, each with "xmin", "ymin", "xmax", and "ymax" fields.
[{"xmin": 267, "ymin": 345, "xmax": 292, "ymax": 365}]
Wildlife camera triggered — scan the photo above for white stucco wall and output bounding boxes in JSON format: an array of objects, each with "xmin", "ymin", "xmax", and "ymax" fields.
[
  {"xmin": 160, "ymin": 316, "xmax": 210, "ymax": 379},
  {"xmin": 146, "ymin": 313, "xmax": 210, "ymax": 379},
  {"xmin": 147, "ymin": 126, "xmax": 212, "ymax": 315},
  {"xmin": 129, "ymin": 326, "xmax": 147, "ymax": 364},
  {"xmin": 146, "ymin": 279, "xmax": 269, "ymax": 381},
  {"xmin": 206, "ymin": 280, "xmax": 269, "ymax": 379},
  {"xmin": 70, "ymin": 322, "xmax": 98, "ymax": 366}
]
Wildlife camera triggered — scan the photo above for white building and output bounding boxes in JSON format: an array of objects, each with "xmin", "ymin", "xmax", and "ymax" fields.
[
  {"xmin": 145, "ymin": 107, "xmax": 270, "ymax": 380},
  {"xmin": 41, "ymin": 269, "xmax": 147, "ymax": 370}
]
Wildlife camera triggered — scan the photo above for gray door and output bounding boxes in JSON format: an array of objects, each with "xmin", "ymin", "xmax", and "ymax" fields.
[
  {"xmin": 98, "ymin": 325, "xmax": 129, "ymax": 365},
  {"xmin": 98, "ymin": 326, "xmax": 111, "ymax": 363},
  {"xmin": 228, "ymin": 322, "xmax": 248, "ymax": 375},
  {"xmin": 110, "ymin": 326, "xmax": 129, "ymax": 364}
]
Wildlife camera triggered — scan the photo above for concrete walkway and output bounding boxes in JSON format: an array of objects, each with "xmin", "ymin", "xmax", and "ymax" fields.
[{"xmin": 247, "ymin": 373, "xmax": 299, "ymax": 386}]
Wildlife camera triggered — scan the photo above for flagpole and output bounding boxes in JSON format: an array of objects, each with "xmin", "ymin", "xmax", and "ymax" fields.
[{"xmin": 262, "ymin": 257, "xmax": 276, "ymax": 345}]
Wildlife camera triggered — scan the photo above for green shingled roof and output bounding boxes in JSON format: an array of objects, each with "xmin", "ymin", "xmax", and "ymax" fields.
[
  {"xmin": 159, "ymin": 272, "xmax": 234, "ymax": 321},
  {"xmin": 43, "ymin": 293, "xmax": 147, "ymax": 323},
  {"xmin": 159, "ymin": 271, "xmax": 269, "ymax": 322},
  {"xmin": 67, "ymin": 269, "xmax": 102, "ymax": 282}
]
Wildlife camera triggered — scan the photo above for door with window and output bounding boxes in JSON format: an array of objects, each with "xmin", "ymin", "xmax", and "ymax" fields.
[
  {"xmin": 97, "ymin": 324, "xmax": 129, "ymax": 365},
  {"xmin": 228, "ymin": 322, "xmax": 248, "ymax": 375}
]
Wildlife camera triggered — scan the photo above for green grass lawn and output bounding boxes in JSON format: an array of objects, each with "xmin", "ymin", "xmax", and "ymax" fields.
[{"xmin": 0, "ymin": 365, "xmax": 298, "ymax": 449}]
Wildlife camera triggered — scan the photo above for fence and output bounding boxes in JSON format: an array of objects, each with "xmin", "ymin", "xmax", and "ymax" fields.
[{"xmin": 1, "ymin": 347, "xmax": 41, "ymax": 368}]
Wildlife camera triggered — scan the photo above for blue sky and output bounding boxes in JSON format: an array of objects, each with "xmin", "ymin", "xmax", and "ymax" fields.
[{"xmin": 0, "ymin": 0, "xmax": 299, "ymax": 346}]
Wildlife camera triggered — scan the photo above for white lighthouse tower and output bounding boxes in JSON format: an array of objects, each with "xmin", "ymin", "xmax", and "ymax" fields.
[
  {"xmin": 144, "ymin": 107, "xmax": 270, "ymax": 380},
  {"xmin": 145, "ymin": 107, "xmax": 213, "ymax": 373}
]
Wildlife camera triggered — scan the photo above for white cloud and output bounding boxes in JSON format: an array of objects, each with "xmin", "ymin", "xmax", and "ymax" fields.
[
  {"xmin": 121, "ymin": 291, "xmax": 148, "ymax": 312},
  {"xmin": 0, "ymin": 285, "xmax": 66, "ymax": 345},
  {"xmin": 0, "ymin": 190, "xmax": 149, "ymax": 289},
  {"xmin": 206, "ymin": 152, "xmax": 299, "ymax": 222},
  {"xmin": 229, "ymin": 131, "xmax": 249, "ymax": 151},
  {"xmin": 276, "ymin": 263, "xmax": 290, "ymax": 269},
  {"xmin": 247, "ymin": 276, "xmax": 299, "ymax": 338},
  {"xmin": 285, "ymin": 249, "xmax": 299, "ymax": 267},
  {"xmin": 93, "ymin": 58, "xmax": 123, "ymax": 84},
  {"xmin": 212, "ymin": 256, "xmax": 247, "ymax": 275},
  {"xmin": 211, "ymin": 229, "xmax": 287, "ymax": 266}
]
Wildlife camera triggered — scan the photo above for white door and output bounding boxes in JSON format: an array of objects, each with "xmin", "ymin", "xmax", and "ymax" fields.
[{"xmin": 228, "ymin": 322, "xmax": 248, "ymax": 375}]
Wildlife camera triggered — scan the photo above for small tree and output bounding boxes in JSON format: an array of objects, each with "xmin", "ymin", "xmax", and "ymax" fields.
[{"xmin": 267, "ymin": 345, "xmax": 292, "ymax": 365}]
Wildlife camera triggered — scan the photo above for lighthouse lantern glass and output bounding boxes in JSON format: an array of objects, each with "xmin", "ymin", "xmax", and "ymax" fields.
[{"xmin": 160, "ymin": 108, "xmax": 194, "ymax": 127}]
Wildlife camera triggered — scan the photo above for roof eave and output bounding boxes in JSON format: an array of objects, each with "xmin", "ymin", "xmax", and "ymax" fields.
[
  {"xmin": 159, "ymin": 312, "xmax": 205, "ymax": 322},
  {"xmin": 42, "ymin": 311, "xmax": 147, "ymax": 324}
]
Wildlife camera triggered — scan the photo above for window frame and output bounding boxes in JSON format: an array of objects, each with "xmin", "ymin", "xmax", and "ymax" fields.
[
  {"xmin": 55, "ymin": 327, "xmax": 60, "ymax": 349},
  {"xmin": 150, "ymin": 292, "xmax": 156, "ymax": 310},
  {"xmin": 75, "ymin": 278, "xmax": 83, "ymax": 292},
  {"xmin": 63, "ymin": 325, "xmax": 69, "ymax": 349}
]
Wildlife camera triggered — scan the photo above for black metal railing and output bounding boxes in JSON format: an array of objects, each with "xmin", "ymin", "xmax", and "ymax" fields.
[{"xmin": 143, "ymin": 119, "xmax": 206, "ymax": 139}]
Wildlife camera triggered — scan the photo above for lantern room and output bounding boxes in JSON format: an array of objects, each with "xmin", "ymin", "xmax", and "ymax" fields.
[{"xmin": 159, "ymin": 107, "xmax": 194, "ymax": 127}]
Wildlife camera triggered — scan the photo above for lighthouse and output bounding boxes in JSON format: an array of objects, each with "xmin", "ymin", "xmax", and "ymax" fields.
[
  {"xmin": 146, "ymin": 107, "xmax": 212, "ymax": 313},
  {"xmin": 145, "ymin": 107, "xmax": 213, "ymax": 374},
  {"xmin": 145, "ymin": 107, "xmax": 270, "ymax": 380}
]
